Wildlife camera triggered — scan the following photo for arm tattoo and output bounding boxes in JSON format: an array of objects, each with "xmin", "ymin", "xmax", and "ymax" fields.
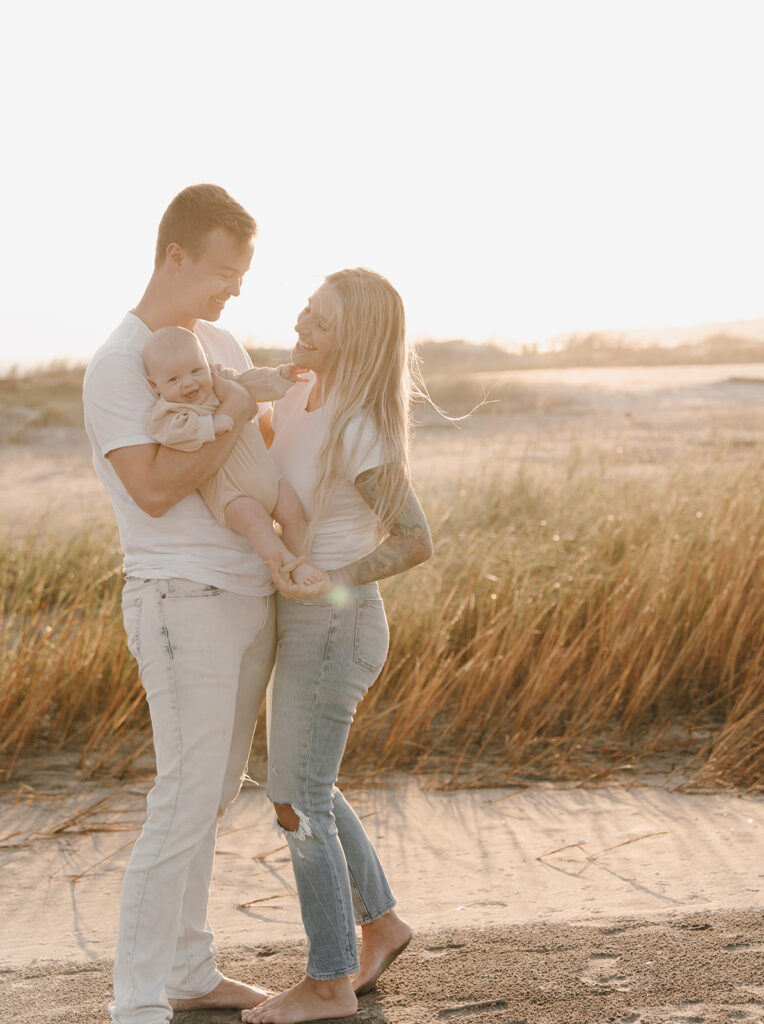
[{"xmin": 328, "ymin": 466, "xmax": 433, "ymax": 588}]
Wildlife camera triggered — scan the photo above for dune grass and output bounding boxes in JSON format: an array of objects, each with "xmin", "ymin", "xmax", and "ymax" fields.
[
  {"xmin": 0, "ymin": 363, "xmax": 87, "ymax": 442},
  {"xmin": 1, "ymin": 454, "xmax": 762, "ymax": 789}
]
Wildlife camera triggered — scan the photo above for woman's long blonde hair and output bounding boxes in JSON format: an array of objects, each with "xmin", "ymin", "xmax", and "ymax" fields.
[{"xmin": 309, "ymin": 267, "xmax": 418, "ymax": 541}]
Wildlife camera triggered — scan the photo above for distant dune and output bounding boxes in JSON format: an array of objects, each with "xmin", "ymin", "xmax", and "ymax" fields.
[
  {"xmin": 410, "ymin": 334, "xmax": 764, "ymax": 375},
  {"xmin": 3, "ymin": 318, "xmax": 764, "ymax": 384},
  {"xmin": 604, "ymin": 314, "xmax": 764, "ymax": 347}
]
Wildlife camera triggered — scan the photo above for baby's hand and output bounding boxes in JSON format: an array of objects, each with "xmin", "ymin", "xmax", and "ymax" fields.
[
  {"xmin": 212, "ymin": 413, "xmax": 234, "ymax": 434},
  {"xmin": 280, "ymin": 363, "xmax": 310, "ymax": 384}
]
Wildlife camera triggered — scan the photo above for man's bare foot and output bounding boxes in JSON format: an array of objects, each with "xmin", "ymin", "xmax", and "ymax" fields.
[
  {"xmin": 241, "ymin": 975, "xmax": 357, "ymax": 1023},
  {"xmin": 353, "ymin": 910, "xmax": 413, "ymax": 995},
  {"xmin": 170, "ymin": 975, "xmax": 272, "ymax": 1011}
]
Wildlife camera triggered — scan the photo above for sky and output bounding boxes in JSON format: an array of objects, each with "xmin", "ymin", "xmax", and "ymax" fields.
[{"xmin": 1, "ymin": 0, "xmax": 763, "ymax": 370}]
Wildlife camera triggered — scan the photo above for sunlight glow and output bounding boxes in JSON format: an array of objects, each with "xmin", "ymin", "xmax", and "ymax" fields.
[{"xmin": 1, "ymin": 0, "xmax": 763, "ymax": 370}]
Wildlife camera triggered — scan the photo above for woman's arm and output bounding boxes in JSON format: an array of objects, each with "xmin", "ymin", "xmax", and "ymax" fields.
[
  {"xmin": 267, "ymin": 466, "xmax": 432, "ymax": 597},
  {"xmin": 328, "ymin": 467, "xmax": 433, "ymax": 588}
]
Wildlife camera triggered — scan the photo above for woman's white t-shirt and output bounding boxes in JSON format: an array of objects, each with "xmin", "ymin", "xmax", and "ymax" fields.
[{"xmin": 270, "ymin": 377, "xmax": 385, "ymax": 570}]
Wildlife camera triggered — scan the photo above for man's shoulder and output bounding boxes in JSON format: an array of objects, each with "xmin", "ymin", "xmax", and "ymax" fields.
[
  {"xmin": 84, "ymin": 313, "xmax": 149, "ymax": 385},
  {"xmin": 195, "ymin": 320, "xmax": 250, "ymax": 370},
  {"xmin": 83, "ymin": 313, "xmax": 155, "ymax": 418}
]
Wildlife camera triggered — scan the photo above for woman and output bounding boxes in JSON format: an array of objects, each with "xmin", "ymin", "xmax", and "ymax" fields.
[{"xmin": 242, "ymin": 268, "xmax": 433, "ymax": 1024}]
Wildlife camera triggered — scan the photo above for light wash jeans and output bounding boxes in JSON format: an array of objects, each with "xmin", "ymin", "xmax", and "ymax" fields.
[
  {"xmin": 267, "ymin": 584, "xmax": 396, "ymax": 980},
  {"xmin": 111, "ymin": 577, "xmax": 276, "ymax": 1024}
]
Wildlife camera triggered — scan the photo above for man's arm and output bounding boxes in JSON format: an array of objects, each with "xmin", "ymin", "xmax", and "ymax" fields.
[
  {"xmin": 108, "ymin": 373, "xmax": 256, "ymax": 518},
  {"xmin": 258, "ymin": 406, "xmax": 274, "ymax": 448}
]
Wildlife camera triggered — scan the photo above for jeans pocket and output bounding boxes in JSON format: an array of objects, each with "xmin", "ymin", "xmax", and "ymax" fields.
[
  {"xmin": 353, "ymin": 598, "xmax": 389, "ymax": 674},
  {"xmin": 122, "ymin": 598, "xmax": 143, "ymax": 673},
  {"xmin": 164, "ymin": 578, "xmax": 223, "ymax": 599}
]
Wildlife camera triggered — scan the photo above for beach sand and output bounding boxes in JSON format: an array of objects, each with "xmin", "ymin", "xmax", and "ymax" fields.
[{"xmin": 1, "ymin": 759, "xmax": 762, "ymax": 1023}]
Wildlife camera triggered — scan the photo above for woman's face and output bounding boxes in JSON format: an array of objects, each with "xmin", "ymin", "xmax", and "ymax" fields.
[{"xmin": 292, "ymin": 283, "xmax": 338, "ymax": 376}]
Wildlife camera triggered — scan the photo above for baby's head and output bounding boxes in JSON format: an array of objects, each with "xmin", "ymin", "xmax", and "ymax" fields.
[{"xmin": 143, "ymin": 326, "xmax": 213, "ymax": 406}]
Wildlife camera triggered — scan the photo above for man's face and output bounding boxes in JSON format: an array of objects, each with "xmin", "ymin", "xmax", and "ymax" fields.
[{"xmin": 175, "ymin": 227, "xmax": 254, "ymax": 323}]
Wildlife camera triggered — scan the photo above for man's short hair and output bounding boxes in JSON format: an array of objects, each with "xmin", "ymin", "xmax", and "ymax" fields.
[{"xmin": 154, "ymin": 184, "xmax": 257, "ymax": 268}]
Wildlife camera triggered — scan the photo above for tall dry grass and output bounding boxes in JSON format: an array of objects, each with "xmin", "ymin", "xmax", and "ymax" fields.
[
  {"xmin": 1, "ymin": 454, "xmax": 762, "ymax": 789},
  {"xmin": 0, "ymin": 530, "xmax": 153, "ymax": 778}
]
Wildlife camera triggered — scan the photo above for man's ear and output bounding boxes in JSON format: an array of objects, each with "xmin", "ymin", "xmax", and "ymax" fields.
[{"xmin": 165, "ymin": 242, "xmax": 185, "ymax": 270}]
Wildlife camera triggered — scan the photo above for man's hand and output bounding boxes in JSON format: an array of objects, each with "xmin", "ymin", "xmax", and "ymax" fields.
[
  {"xmin": 212, "ymin": 363, "xmax": 238, "ymax": 381},
  {"xmin": 212, "ymin": 413, "xmax": 234, "ymax": 434},
  {"xmin": 265, "ymin": 554, "xmax": 331, "ymax": 599},
  {"xmin": 212, "ymin": 367, "xmax": 258, "ymax": 420}
]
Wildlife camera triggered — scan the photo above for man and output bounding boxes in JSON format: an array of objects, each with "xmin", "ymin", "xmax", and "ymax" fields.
[{"xmin": 83, "ymin": 185, "xmax": 274, "ymax": 1024}]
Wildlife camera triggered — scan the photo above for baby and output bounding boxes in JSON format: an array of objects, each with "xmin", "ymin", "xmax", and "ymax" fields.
[{"xmin": 143, "ymin": 325, "xmax": 321, "ymax": 585}]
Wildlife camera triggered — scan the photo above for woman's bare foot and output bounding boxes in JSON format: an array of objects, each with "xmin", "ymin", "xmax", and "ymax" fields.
[
  {"xmin": 241, "ymin": 975, "xmax": 357, "ymax": 1023},
  {"xmin": 170, "ymin": 974, "xmax": 272, "ymax": 1011},
  {"xmin": 353, "ymin": 910, "xmax": 413, "ymax": 995}
]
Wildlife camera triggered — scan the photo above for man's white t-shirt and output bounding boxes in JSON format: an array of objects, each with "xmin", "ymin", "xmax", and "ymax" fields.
[
  {"xmin": 269, "ymin": 376, "xmax": 385, "ymax": 570},
  {"xmin": 83, "ymin": 312, "xmax": 273, "ymax": 596}
]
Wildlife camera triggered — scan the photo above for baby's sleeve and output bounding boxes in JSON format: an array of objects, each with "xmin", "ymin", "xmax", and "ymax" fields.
[
  {"xmin": 144, "ymin": 400, "xmax": 216, "ymax": 452},
  {"xmin": 237, "ymin": 366, "xmax": 293, "ymax": 401}
]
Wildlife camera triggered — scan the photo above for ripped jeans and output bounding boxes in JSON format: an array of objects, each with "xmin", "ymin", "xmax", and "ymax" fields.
[{"xmin": 267, "ymin": 585, "xmax": 395, "ymax": 980}]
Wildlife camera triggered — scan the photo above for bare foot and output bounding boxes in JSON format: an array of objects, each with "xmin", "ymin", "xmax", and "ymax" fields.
[
  {"xmin": 291, "ymin": 561, "xmax": 323, "ymax": 587},
  {"xmin": 170, "ymin": 975, "xmax": 272, "ymax": 1011},
  {"xmin": 353, "ymin": 910, "xmax": 413, "ymax": 995},
  {"xmin": 241, "ymin": 975, "xmax": 357, "ymax": 1023}
]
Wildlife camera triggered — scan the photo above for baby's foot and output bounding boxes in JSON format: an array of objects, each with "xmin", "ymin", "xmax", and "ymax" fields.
[{"xmin": 291, "ymin": 561, "xmax": 324, "ymax": 587}]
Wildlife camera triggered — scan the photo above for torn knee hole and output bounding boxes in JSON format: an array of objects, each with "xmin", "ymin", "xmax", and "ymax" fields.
[
  {"xmin": 274, "ymin": 802, "xmax": 299, "ymax": 831},
  {"xmin": 273, "ymin": 802, "xmax": 313, "ymax": 840}
]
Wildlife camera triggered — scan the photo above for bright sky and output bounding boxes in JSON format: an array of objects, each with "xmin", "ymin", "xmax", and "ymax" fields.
[{"xmin": 2, "ymin": 0, "xmax": 763, "ymax": 370}]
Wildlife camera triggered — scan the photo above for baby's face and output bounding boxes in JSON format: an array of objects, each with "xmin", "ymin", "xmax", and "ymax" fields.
[{"xmin": 148, "ymin": 340, "xmax": 214, "ymax": 405}]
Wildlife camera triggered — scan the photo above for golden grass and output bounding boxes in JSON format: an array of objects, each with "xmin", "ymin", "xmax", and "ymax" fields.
[
  {"xmin": 0, "ymin": 364, "xmax": 87, "ymax": 441},
  {"xmin": 1, "ymin": 454, "xmax": 762, "ymax": 790}
]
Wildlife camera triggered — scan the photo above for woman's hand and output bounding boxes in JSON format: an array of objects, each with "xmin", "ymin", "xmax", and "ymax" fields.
[{"xmin": 265, "ymin": 554, "xmax": 332, "ymax": 599}]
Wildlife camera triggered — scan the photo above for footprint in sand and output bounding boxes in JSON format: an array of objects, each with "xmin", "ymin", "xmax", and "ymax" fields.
[
  {"xmin": 644, "ymin": 1003, "xmax": 761, "ymax": 1023},
  {"xmin": 422, "ymin": 941, "xmax": 467, "ymax": 959},
  {"xmin": 578, "ymin": 953, "xmax": 633, "ymax": 992},
  {"xmin": 723, "ymin": 941, "xmax": 764, "ymax": 953},
  {"xmin": 437, "ymin": 998, "xmax": 510, "ymax": 1018}
]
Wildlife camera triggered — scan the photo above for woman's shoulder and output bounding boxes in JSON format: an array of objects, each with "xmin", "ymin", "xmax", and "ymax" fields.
[
  {"xmin": 343, "ymin": 406, "xmax": 378, "ymax": 439},
  {"xmin": 340, "ymin": 408, "xmax": 384, "ymax": 474}
]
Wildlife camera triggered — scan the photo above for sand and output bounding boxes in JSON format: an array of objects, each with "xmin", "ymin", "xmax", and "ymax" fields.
[{"xmin": 1, "ymin": 759, "xmax": 762, "ymax": 1023}]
